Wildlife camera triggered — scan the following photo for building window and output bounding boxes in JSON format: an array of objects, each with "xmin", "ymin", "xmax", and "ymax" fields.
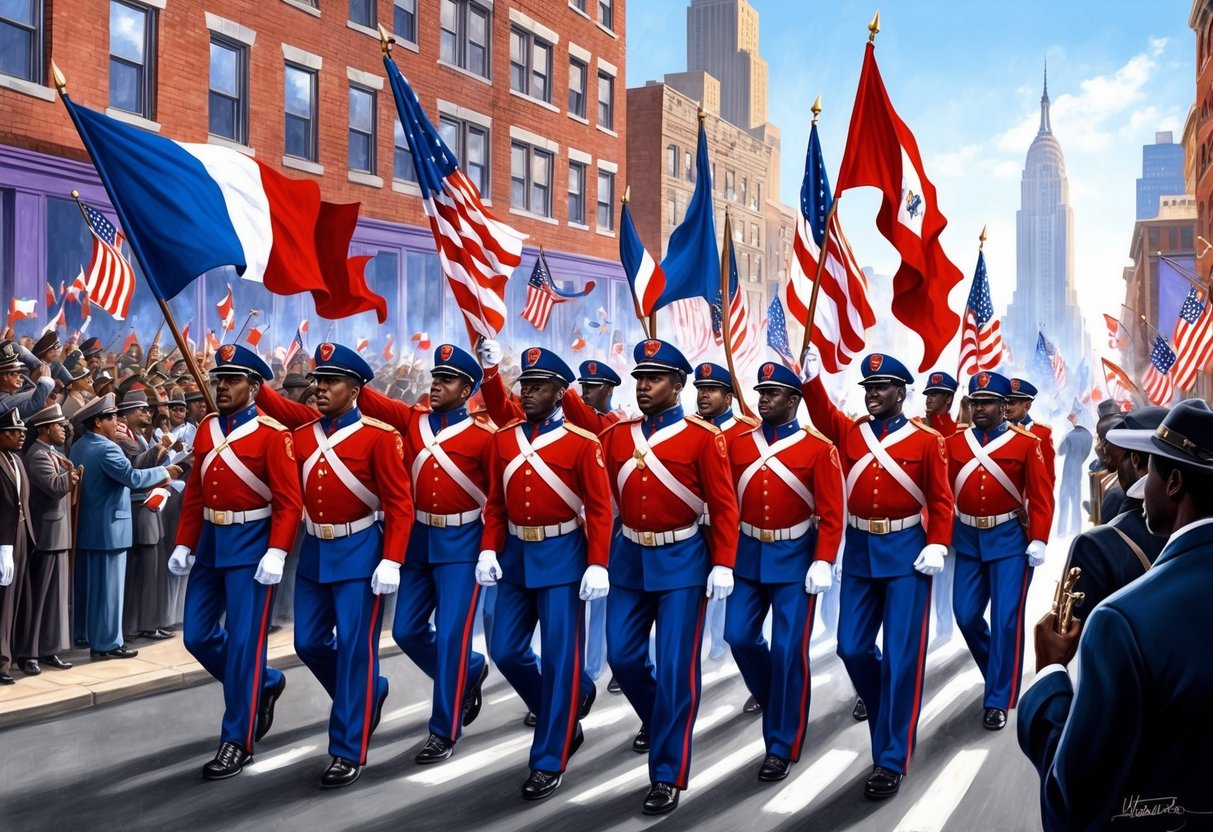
[
  {"xmin": 568, "ymin": 160, "xmax": 587, "ymax": 225},
  {"xmin": 209, "ymin": 37, "xmax": 248, "ymax": 144},
  {"xmin": 349, "ymin": 0, "xmax": 375, "ymax": 28},
  {"xmin": 509, "ymin": 27, "xmax": 552, "ymax": 102},
  {"xmin": 510, "ymin": 141, "xmax": 554, "ymax": 216},
  {"xmin": 597, "ymin": 72, "xmax": 614, "ymax": 130},
  {"xmin": 568, "ymin": 58, "xmax": 587, "ymax": 118},
  {"xmin": 394, "ymin": 0, "xmax": 417, "ymax": 43},
  {"xmin": 109, "ymin": 1, "xmax": 156, "ymax": 119},
  {"xmin": 284, "ymin": 63, "xmax": 318, "ymax": 162},
  {"xmin": 750, "ymin": 222, "xmax": 760, "ymax": 247},
  {"xmin": 394, "ymin": 118, "xmax": 418, "ymax": 183},
  {"xmin": 440, "ymin": 0, "xmax": 490, "ymax": 79},
  {"xmin": 348, "ymin": 84, "xmax": 376, "ymax": 173},
  {"xmin": 684, "ymin": 151, "xmax": 694, "ymax": 182},
  {"xmin": 667, "ymin": 197, "xmax": 677, "ymax": 226},
  {"xmin": 666, "ymin": 145, "xmax": 678, "ymax": 177},
  {"xmin": 741, "ymin": 176, "xmax": 748, "ymax": 207},
  {"xmin": 598, "ymin": 0, "xmax": 613, "ymax": 30},
  {"xmin": 570, "ymin": 0, "xmax": 587, "ymax": 11},
  {"xmin": 597, "ymin": 170, "xmax": 615, "ymax": 231},
  {"xmin": 439, "ymin": 115, "xmax": 489, "ymax": 196},
  {"xmin": 0, "ymin": 0, "xmax": 43, "ymax": 82},
  {"xmin": 724, "ymin": 170, "xmax": 735, "ymax": 201}
]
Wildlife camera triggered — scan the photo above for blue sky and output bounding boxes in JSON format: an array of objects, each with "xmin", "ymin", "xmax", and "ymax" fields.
[{"xmin": 626, "ymin": 1, "xmax": 1196, "ymax": 374}]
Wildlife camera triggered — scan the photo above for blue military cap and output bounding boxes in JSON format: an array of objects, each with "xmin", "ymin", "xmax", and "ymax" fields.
[
  {"xmin": 923, "ymin": 370, "xmax": 959, "ymax": 394},
  {"xmin": 577, "ymin": 360, "xmax": 621, "ymax": 387},
  {"xmin": 1108, "ymin": 399, "xmax": 1213, "ymax": 472},
  {"xmin": 211, "ymin": 343, "xmax": 273, "ymax": 381},
  {"xmin": 693, "ymin": 362, "xmax": 733, "ymax": 391},
  {"xmin": 309, "ymin": 342, "xmax": 374, "ymax": 384},
  {"xmin": 1007, "ymin": 378, "xmax": 1038, "ymax": 400},
  {"xmin": 431, "ymin": 344, "xmax": 482, "ymax": 392},
  {"xmin": 967, "ymin": 370, "xmax": 1012, "ymax": 400},
  {"xmin": 518, "ymin": 347, "xmax": 575, "ymax": 386},
  {"xmin": 754, "ymin": 361, "xmax": 801, "ymax": 393},
  {"xmin": 858, "ymin": 353, "xmax": 914, "ymax": 386},
  {"xmin": 631, "ymin": 339, "xmax": 692, "ymax": 379}
]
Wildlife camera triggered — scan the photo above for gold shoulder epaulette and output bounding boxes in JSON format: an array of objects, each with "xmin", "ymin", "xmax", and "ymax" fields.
[
  {"xmin": 686, "ymin": 414, "xmax": 722, "ymax": 434},
  {"xmin": 257, "ymin": 414, "xmax": 287, "ymax": 431},
  {"xmin": 738, "ymin": 414, "xmax": 760, "ymax": 427},
  {"xmin": 500, "ymin": 417, "xmax": 526, "ymax": 431},
  {"xmin": 563, "ymin": 423, "xmax": 600, "ymax": 442},
  {"xmin": 361, "ymin": 416, "xmax": 397, "ymax": 432},
  {"xmin": 802, "ymin": 425, "xmax": 831, "ymax": 444},
  {"xmin": 1033, "ymin": 421, "xmax": 1052, "ymax": 433},
  {"xmin": 1010, "ymin": 424, "xmax": 1038, "ymax": 439},
  {"xmin": 909, "ymin": 416, "xmax": 942, "ymax": 437}
]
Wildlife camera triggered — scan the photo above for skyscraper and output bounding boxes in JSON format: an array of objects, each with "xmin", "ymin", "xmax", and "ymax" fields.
[
  {"xmin": 686, "ymin": 0, "xmax": 769, "ymax": 131},
  {"xmin": 1003, "ymin": 67, "xmax": 1089, "ymax": 370},
  {"xmin": 1136, "ymin": 131, "xmax": 1187, "ymax": 220}
]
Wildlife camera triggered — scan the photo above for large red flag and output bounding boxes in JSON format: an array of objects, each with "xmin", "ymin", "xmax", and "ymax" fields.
[{"xmin": 837, "ymin": 43, "xmax": 963, "ymax": 371}]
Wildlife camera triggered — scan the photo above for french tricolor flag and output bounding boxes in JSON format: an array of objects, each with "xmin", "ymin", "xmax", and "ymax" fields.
[
  {"xmin": 619, "ymin": 201, "xmax": 665, "ymax": 320},
  {"xmin": 60, "ymin": 96, "xmax": 386, "ymax": 322}
]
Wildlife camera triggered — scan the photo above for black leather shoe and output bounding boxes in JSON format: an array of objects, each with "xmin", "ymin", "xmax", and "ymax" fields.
[
  {"xmin": 983, "ymin": 707, "xmax": 1007, "ymax": 731},
  {"xmin": 0, "ymin": 673, "xmax": 14, "ymax": 685},
  {"xmin": 91, "ymin": 647, "xmax": 139, "ymax": 659},
  {"xmin": 19, "ymin": 658, "xmax": 40, "ymax": 676},
  {"xmin": 579, "ymin": 683, "xmax": 597, "ymax": 719},
  {"xmin": 863, "ymin": 765, "xmax": 903, "ymax": 800},
  {"xmin": 523, "ymin": 710, "xmax": 538, "ymax": 727},
  {"xmin": 758, "ymin": 754, "xmax": 790, "ymax": 782},
  {"xmin": 521, "ymin": 769, "xmax": 563, "ymax": 800},
  {"xmin": 39, "ymin": 655, "xmax": 73, "ymax": 670},
  {"xmin": 743, "ymin": 694, "xmax": 763, "ymax": 714},
  {"xmin": 632, "ymin": 725, "xmax": 650, "ymax": 753},
  {"xmin": 852, "ymin": 697, "xmax": 868, "ymax": 721},
  {"xmin": 607, "ymin": 675, "xmax": 622, "ymax": 694},
  {"xmin": 74, "ymin": 638, "xmax": 88, "ymax": 649},
  {"xmin": 139, "ymin": 629, "xmax": 173, "ymax": 640},
  {"xmin": 202, "ymin": 741, "xmax": 252, "ymax": 780},
  {"xmin": 462, "ymin": 661, "xmax": 489, "ymax": 727},
  {"xmin": 414, "ymin": 733, "xmax": 455, "ymax": 765},
  {"xmin": 642, "ymin": 782, "xmax": 680, "ymax": 815},
  {"xmin": 320, "ymin": 756, "xmax": 361, "ymax": 789},
  {"xmin": 255, "ymin": 675, "xmax": 287, "ymax": 742}
]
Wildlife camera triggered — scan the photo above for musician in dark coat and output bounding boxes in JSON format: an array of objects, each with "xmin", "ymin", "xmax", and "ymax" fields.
[{"xmin": 0, "ymin": 405, "xmax": 35, "ymax": 684}]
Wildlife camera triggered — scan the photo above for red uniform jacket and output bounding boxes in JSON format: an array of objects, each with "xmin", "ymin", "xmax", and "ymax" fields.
[
  {"xmin": 1026, "ymin": 421, "xmax": 1056, "ymax": 488},
  {"xmin": 925, "ymin": 410, "xmax": 958, "ymax": 437},
  {"xmin": 946, "ymin": 424, "xmax": 1054, "ymax": 543},
  {"xmin": 480, "ymin": 365, "xmax": 609, "ymax": 434}
]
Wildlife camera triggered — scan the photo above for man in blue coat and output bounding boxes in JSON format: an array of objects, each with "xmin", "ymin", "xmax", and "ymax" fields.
[
  {"xmin": 69, "ymin": 393, "xmax": 176, "ymax": 658},
  {"xmin": 1018, "ymin": 399, "xmax": 1213, "ymax": 831}
]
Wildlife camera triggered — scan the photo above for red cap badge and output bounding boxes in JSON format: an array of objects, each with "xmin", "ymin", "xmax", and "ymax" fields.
[
  {"xmin": 930, "ymin": 373, "xmax": 942, "ymax": 384},
  {"xmin": 440, "ymin": 344, "xmax": 453, "ymax": 361},
  {"xmin": 319, "ymin": 343, "xmax": 335, "ymax": 361},
  {"xmin": 526, "ymin": 348, "xmax": 541, "ymax": 366},
  {"xmin": 977, "ymin": 372, "xmax": 990, "ymax": 388},
  {"xmin": 587, "ymin": 362, "xmax": 598, "ymax": 374},
  {"xmin": 643, "ymin": 340, "xmax": 661, "ymax": 358},
  {"xmin": 869, "ymin": 354, "xmax": 884, "ymax": 372},
  {"xmin": 218, "ymin": 345, "xmax": 235, "ymax": 361},
  {"xmin": 1010, "ymin": 379, "xmax": 1021, "ymax": 392},
  {"xmin": 762, "ymin": 363, "xmax": 775, "ymax": 379},
  {"xmin": 701, "ymin": 363, "xmax": 712, "ymax": 377}
]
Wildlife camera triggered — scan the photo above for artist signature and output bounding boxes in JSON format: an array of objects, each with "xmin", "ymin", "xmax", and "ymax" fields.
[{"xmin": 1112, "ymin": 795, "xmax": 1213, "ymax": 829}]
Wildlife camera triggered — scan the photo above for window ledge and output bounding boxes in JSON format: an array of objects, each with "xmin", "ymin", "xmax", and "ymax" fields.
[
  {"xmin": 436, "ymin": 59, "xmax": 492, "ymax": 87},
  {"xmin": 0, "ymin": 74, "xmax": 54, "ymax": 102},
  {"xmin": 280, "ymin": 0, "xmax": 321, "ymax": 17},
  {"xmin": 568, "ymin": 112, "xmax": 589, "ymax": 125},
  {"xmin": 104, "ymin": 108, "xmax": 161, "ymax": 133},
  {"xmin": 392, "ymin": 35, "xmax": 420, "ymax": 54},
  {"xmin": 509, "ymin": 88, "xmax": 559, "ymax": 113},
  {"xmin": 509, "ymin": 207, "xmax": 559, "ymax": 225},
  {"xmin": 392, "ymin": 178, "xmax": 422, "ymax": 195},
  {"xmin": 595, "ymin": 227, "xmax": 617, "ymax": 238},
  {"xmin": 596, "ymin": 124, "xmax": 618, "ymax": 138},
  {"xmin": 567, "ymin": 221, "xmax": 590, "ymax": 231},
  {"xmin": 348, "ymin": 170, "xmax": 384, "ymax": 188},
  {"xmin": 347, "ymin": 20, "xmax": 381, "ymax": 40},
  {"xmin": 595, "ymin": 21, "xmax": 618, "ymax": 40},
  {"xmin": 207, "ymin": 134, "xmax": 255, "ymax": 156},
  {"xmin": 569, "ymin": 3, "xmax": 592, "ymax": 21},
  {"xmin": 282, "ymin": 155, "xmax": 323, "ymax": 175}
]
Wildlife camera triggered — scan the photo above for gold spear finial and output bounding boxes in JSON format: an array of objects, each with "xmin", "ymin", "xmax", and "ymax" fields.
[
  {"xmin": 868, "ymin": 11, "xmax": 881, "ymax": 43},
  {"xmin": 51, "ymin": 60, "xmax": 66, "ymax": 92},
  {"xmin": 71, "ymin": 189, "xmax": 80, "ymax": 199},
  {"xmin": 377, "ymin": 24, "xmax": 394, "ymax": 55},
  {"xmin": 697, "ymin": 104, "xmax": 705, "ymax": 122},
  {"xmin": 622, "ymin": 185, "xmax": 631, "ymax": 205},
  {"xmin": 979, "ymin": 224, "xmax": 988, "ymax": 249},
  {"xmin": 811, "ymin": 95, "xmax": 822, "ymax": 125}
]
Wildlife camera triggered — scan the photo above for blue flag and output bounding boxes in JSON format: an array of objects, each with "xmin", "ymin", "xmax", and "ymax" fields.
[{"xmin": 656, "ymin": 120, "xmax": 719, "ymax": 312}]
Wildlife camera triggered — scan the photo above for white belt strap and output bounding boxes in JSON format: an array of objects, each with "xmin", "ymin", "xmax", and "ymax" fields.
[
  {"xmin": 412, "ymin": 416, "xmax": 486, "ymax": 507},
  {"xmin": 503, "ymin": 425, "xmax": 584, "ymax": 516},
  {"xmin": 202, "ymin": 417, "xmax": 272, "ymax": 502},
  {"xmin": 622, "ymin": 522, "xmax": 700, "ymax": 547},
  {"xmin": 737, "ymin": 429, "xmax": 814, "ymax": 511},
  {"xmin": 508, "ymin": 517, "xmax": 582, "ymax": 541},
  {"xmin": 204, "ymin": 506, "xmax": 272, "ymax": 525},
  {"xmin": 618, "ymin": 421, "xmax": 706, "ymax": 516},
  {"xmin": 740, "ymin": 517, "xmax": 815, "ymax": 542},
  {"xmin": 415, "ymin": 508, "xmax": 481, "ymax": 528},
  {"xmin": 956, "ymin": 510, "xmax": 1019, "ymax": 529},
  {"xmin": 955, "ymin": 429, "xmax": 1023, "ymax": 503},
  {"xmin": 303, "ymin": 421, "xmax": 381, "ymax": 512},
  {"xmin": 305, "ymin": 512, "xmax": 379, "ymax": 539},
  {"xmin": 845, "ymin": 421, "xmax": 926, "ymax": 508}
]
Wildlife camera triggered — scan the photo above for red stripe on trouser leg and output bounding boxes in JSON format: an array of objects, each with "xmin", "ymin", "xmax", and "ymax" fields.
[
  {"xmin": 359, "ymin": 595, "xmax": 383, "ymax": 764},
  {"xmin": 790, "ymin": 594, "xmax": 817, "ymax": 761},
  {"xmin": 560, "ymin": 597, "xmax": 585, "ymax": 769},
  {"xmin": 675, "ymin": 597, "xmax": 708, "ymax": 788},
  {"xmin": 450, "ymin": 583, "xmax": 482, "ymax": 740},
  {"xmin": 243, "ymin": 584, "xmax": 275, "ymax": 752},
  {"xmin": 902, "ymin": 583, "xmax": 932, "ymax": 772}
]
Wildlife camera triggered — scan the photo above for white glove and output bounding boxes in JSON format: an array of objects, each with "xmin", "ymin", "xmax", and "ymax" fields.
[
  {"xmin": 254, "ymin": 548, "xmax": 287, "ymax": 585},
  {"xmin": 1026, "ymin": 539, "xmax": 1047, "ymax": 568},
  {"xmin": 475, "ymin": 550, "xmax": 502, "ymax": 586},
  {"xmin": 371, "ymin": 560, "xmax": 401, "ymax": 595},
  {"xmin": 168, "ymin": 544, "xmax": 195, "ymax": 576},
  {"xmin": 579, "ymin": 564, "xmax": 610, "ymax": 601},
  {"xmin": 476, "ymin": 338, "xmax": 502, "ymax": 368},
  {"xmin": 913, "ymin": 543, "xmax": 947, "ymax": 576},
  {"xmin": 801, "ymin": 344, "xmax": 821, "ymax": 382},
  {"xmin": 832, "ymin": 550, "xmax": 844, "ymax": 581},
  {"xmin": 0, "ymin": 545, "xmax": 12, "ymax": 587},
  {"xmin": 706, "ymin": 565, "xmax": 734, "ymax": 601},
  {"xmin": 805, "ymin": 560, "xmax": 834, "ymax": 594}
]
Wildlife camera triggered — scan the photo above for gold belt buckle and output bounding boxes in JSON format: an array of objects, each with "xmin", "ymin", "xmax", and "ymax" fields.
[
  {"xmin": 429, "ymin": 513, "xmax": 447, "ymax": 528},
  {"xmin": 638, "ymin": 530, "xmax": 656, "ymax": 546},
  {"xmin": 522, "ymin": 526, "xmax": 544, "ymax": 542},
  {"xmin": 759, "ymin": 528, "xmax": 776, "ymax": 543},
  {"xmin": 975, "ymin": 515, "xmax": 995, "ymax": 530},
  {"xmin": 868, "ymin": 518, "xmax": 890, "ymax": 535},
  {"xmin": 212, "ymin": 510, "xmax": 227, "ymax": 525},
  {"xmin": 318, "ymin": 524, "xmax": 336, "ymax": 540}
]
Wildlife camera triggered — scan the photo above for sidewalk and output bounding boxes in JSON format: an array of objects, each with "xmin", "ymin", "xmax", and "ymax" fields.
[{"xmin": 0, "ymin": 629, "xmax": 402, "ymax": 729}]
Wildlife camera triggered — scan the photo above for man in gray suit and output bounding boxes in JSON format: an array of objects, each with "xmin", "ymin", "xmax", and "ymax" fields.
[
  {"xmin": 0, "ymin": 340, "xmax": 53, "ymax": 421},
  {"xmin": 18, "ymin": 404, "xmax": 81, "ymax": 673},
  {"xmin": 0, "ymin": 405, "xmax": 35, "ymax": 684},
  {"xmin": 69, "ymin": 394, "xmax": 177, "ymax": 659}
]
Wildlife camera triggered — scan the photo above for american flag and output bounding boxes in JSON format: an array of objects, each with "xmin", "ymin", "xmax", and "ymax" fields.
[
  {"xmin": 216, "ymin": 284, "xmax": 235, "ymax": 330},
  {"xmin": 957, "ymin": 251, "xmax": 1004, "ymax": 375},
  {"xmin": 1170, "ymin": 287, "xmax": 1213, "ymax": 392},
  {"xmin": 669, "ymin": 298, "xmax": 714, "ymax": 362},
  {"xmin": 1034, "ymin": 332, "xmax": 1066, "ymax": 387},
  {"xmin": 283, "ymin": 323, "xmax": 306, "ymax": 366},
  {"xmin": 82, "ymin": 204, "xmax": 136, "ymax": 321},
  {"xmin": 766, "ymin": 295, "xmax": 800, "ymax": 372},
  {"xmin": 787, "ymin": 121, "xmax": 874, "ymax": 374},
  {"xmin": 721, "ymin": 230, "xmax": 759, "ymax": 368},
  {"xmin": 520, "ymin": 255, "xmax": 565, "ymax": 331},
  {"xmin": 1142, "ymin": 334, "xmax": 1177, "ymax": 406},
  {"xmin": 384, "ymin": 55, "xmax": 525, "ymax": 341}
]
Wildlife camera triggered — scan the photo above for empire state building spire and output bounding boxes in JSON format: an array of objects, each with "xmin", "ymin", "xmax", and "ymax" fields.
[{"xmin": 1040, "ymin": 61, "xmax": 1052, "ymax": 133}]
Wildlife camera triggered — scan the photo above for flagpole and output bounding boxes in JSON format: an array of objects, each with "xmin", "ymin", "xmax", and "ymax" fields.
[
  {"xmin": 975, "ymin": 225, "xmax": 987, "ymax": 370},
  {"xmin": 233, "ymin": 309, "xmax": 260, "ymax": 344},
  {"xmin": 144, "ymin": 319, "xmax": 165, "ymax": 370},
  {"xmin": 798, "ymin": 95, "xmax": 836, "ymax": 358},
  {"xmin": 55, "ymin": 66, "xmax": 216, "ymax": 413},
  {"xmin": 720, "ymin": 211, "xmax": 755, "ymax": 420}
]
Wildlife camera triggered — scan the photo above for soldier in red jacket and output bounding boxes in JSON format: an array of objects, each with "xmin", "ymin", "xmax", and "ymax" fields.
[
  {"xmin": 921, "ymin": 371, "xmax": 960, "ymax": 437},
  {"xmin": 1006, "ymin": 378, "xmax": 1056, "ymax": 488}
]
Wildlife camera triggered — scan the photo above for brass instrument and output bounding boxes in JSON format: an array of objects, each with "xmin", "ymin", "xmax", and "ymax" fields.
[{"xmin": 1052, "ymin": 566, "xmax": 1084, "ymax": 634}]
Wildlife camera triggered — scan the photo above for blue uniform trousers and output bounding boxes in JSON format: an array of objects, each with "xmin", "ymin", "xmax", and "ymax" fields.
[
  {"xmin": 836, "ymin": 572, "xmax": 932, "ymax": 774},
  {"xmin": 584, "ymin": 596, "xmax": 607, "ymax": 680},
  {"xmin": 183, "ymin": 561, "xmax": 283, "ymax": 750},
  {"xmin": 393, "ymin": 560, "xmax": 485, "ymax": 741},
  {"xmin": 607, "ymin": 585, "xmax": 707, "ymax": 789},
  {"xmin": 724, "ymin": 577, "xmax": 817, "ymax": 761},
  {"xmin": 294, "ymin": 574, "xmax": 388, "ymax": 763},
  {"xmin": 72, "ymin": 554, "xmax": 88, "ymax": 643},
  {"xmin": 490, "ymin": 580, "xmax": 585, "ymax": 773},
  {"xmin": 952, "ymin": 553, "xmax": 1033, "ymax": 710},
  {"xmin": 78, "ymin": 549, "xmax": 126, "ymax": 652}
]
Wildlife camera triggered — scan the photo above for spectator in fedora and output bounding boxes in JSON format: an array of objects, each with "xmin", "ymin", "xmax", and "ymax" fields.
[{"xmin": 0, "ymin": 405, "xmax": 34, "ymax": 684}]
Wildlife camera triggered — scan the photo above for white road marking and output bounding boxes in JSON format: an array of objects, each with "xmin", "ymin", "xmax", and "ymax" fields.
[
  {"xmin": 762, "ymin": 748, "xmax": 861, "ymax": 815},
  {"xmin": 917, "ymin": 668, "xmax": 983, "ymax": 731},
  {"xmin": 684, "ymin": 738, "xmax": 767, "ymax": 793},
  {"xmin": 487, "ymin": 691, "xmax": 517, "ymax": 706},
  {"xmin": 693, "ymin": 704, "xmax": 734, "ymax": 734},
  {"xmin": 892, "ymin": 748, "xmax": 989, "ymax": 832},
  {"xmin": 582, "ymin": 704, "xmax": 630, "ymax": 731},
  {"xmin": 567, "ymin": 762, "xmax": 648, "ymax": 804},
  {"xmin": 383, "ymin": 701, "xmax": 430, "ymax": 723},
  {"xmin": 247, "ymin": 744, "xmax": 318, "ymax": 774},
  {"xmin": 406, "ymin": 734, "xmax": 534, "ymax": 786},
  {"xmin": 701, "ymin": 663, "xmax": 740, "ymax": 686}
]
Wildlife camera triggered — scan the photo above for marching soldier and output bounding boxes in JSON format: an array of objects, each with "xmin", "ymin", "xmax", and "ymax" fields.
[
  {"xmin": 724, "ymin": 362, "xmax": 844, "ymax": 781},
  {"xmin": 921, "ymin": 372, "xmax": 959, "ymax": 436},
  {"xmin": 800, "ymin": 350, "xmax": 953, "ymax": 800},
  {"xmin": 168, "ymin": 345, "xmax": 303, "ymax": 780},
  {"xmin": 600, "ymin": 339, "xmax": 740, "ymax": 815},
  {"xmin": 257, "ymin": 343, "xmax": 412, "ymax": 788},
  {"xmin": 476, "ymin": 348, "xmax": 613, "ymax": 800},
  {"xmin": 1006, "ymin": 378, "xmax": 1055, "ymax": 486},
  {"xmin": 476, "ymin": 339, "xmax": 615, "ymax": 436},
  {"xmin": 946, "ymin": 372, "xmax": 1053, "ymax": 731}
]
